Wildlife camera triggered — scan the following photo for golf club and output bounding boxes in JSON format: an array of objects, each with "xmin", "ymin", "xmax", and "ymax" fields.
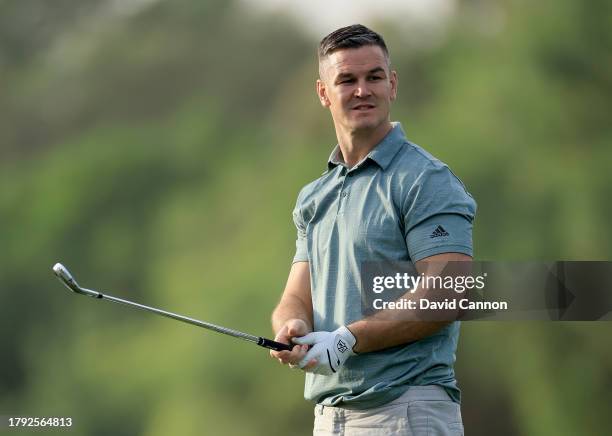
[{"xmin": 52, "ymin": 263, "xmax": 293, "ymax": 352}]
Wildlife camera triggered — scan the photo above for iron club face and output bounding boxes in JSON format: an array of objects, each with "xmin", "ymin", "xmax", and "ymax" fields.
[{"xmin": 52, "ymin": 263, "xmax": 101, "ymax": 298}]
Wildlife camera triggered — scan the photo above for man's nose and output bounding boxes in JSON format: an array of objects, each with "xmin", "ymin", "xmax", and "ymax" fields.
[{"xmin": 354, "ymin": 80, "xmax": 372, "ymax": 98}]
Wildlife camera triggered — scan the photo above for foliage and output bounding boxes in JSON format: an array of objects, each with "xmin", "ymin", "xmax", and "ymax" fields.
[{"xmin": 1, "ymin": 0, "xmax": 610, "ymax": 434}]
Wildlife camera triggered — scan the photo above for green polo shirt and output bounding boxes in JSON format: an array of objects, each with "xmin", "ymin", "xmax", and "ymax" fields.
[{"xmin": 292, "ymin": 122, "xmax": 477, "ymax": 409}]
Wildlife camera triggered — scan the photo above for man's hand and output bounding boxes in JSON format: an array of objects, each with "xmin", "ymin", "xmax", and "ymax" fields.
[
  {"xmin": 269, "ymin": 318, "xmax": 311, "ymax": 368},
  {"xmin": 293, "ymin": 326, "xmax": 356, "ymax": 375}
]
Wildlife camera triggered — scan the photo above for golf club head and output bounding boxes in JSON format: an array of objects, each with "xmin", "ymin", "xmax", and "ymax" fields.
[{"xmin": 52, "ymin": 263, "xmax": 101, "ymax": 298}]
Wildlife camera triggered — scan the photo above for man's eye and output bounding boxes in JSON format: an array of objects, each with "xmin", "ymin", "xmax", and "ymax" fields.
[
  {"xmin": 369, "ymin": 76, "xmax": 382, "ymax": 81},
  {"xmin": 339, "ymin": 79, "xmax": 354, "ymax": 84}
]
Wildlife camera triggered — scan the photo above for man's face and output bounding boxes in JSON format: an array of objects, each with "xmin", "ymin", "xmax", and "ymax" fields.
[{"xmin": 317, "ymin": 45, "xmax": 397, "ymax": 134}]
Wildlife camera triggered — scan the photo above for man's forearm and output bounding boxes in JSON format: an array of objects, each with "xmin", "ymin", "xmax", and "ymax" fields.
[
  {"xmin": 347, "ymin": 283, "xmax": 456, "ymax": 352},
  {"xmin": 347, "ymin": 281, "xmax": 455, "ymax": 353},
  {"xmin": 348, "ymin": 319, "xmax": 449, "ymax": 353},
  {"xmin": 348, "ymin": 254, "xmax": 470, "ymax": 353}
]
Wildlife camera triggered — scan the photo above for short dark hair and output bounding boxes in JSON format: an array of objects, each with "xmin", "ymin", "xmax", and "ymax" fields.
[{"xmin": 318, "ymin": 24, "xmax": 389, "ymax": 61}]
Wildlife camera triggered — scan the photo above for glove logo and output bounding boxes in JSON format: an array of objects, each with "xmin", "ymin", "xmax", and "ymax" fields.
[{"xmin": 337, "ymin": 339, "xmax": 348, "ymax": 353}]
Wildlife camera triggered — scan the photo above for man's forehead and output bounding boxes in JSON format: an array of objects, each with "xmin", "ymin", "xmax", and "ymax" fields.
[{"xmin": 322, "ymin": 45, "xmax": 389, "ymax": 76}]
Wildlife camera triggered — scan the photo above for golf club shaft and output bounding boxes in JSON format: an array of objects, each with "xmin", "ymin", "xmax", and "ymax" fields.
[
  {"xmin": 101, "ymin": 292, "xmax": 260, "ymax": 343},
  {"xmin": 86, "ymin": 290, "xmax": 292, "ymax": 351},
  {"xmin": 53, "ymin": 264, "xmax": 292, "ymax": 351}
]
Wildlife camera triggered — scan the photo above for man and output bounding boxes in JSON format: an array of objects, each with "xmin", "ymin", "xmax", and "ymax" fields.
[{"xmin": 270, "ymin": 24, "xmax": 476, "ymax": 435}]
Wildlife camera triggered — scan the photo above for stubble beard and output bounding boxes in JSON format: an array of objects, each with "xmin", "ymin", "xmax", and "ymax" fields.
[{"xmin": 346, "ymin": 109, "xmax": 389, "ymax": 136}]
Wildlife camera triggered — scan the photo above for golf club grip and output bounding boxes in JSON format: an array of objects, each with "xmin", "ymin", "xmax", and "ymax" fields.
[{"xmin": 258, "ymin": 337, "xmax": 294, "ymax": 352}]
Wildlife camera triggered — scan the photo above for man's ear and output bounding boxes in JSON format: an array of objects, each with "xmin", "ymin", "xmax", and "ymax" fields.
[
  {"xmin": 316, "ymin": 79, "xmax": 330, "ymax": 107},
  {"xmin": 390, "ymin": 70, "xmax": 398, "ymax": 101}
]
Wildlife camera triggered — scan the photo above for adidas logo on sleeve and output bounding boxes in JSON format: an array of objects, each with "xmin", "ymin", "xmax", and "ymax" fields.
[{"xmin": 430, "ymin": 225, "xmax": 449, "ymax": 238}]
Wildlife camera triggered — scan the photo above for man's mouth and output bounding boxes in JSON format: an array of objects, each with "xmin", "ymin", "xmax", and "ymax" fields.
[{"xmin": 352, "ymin": 104, "xmax": 376, "ymax": 111}]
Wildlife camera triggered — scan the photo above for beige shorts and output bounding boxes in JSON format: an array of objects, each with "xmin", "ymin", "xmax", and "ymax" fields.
[{"xmin": 313, "ymin": 386, "xmax": 464, "ymax": 436}]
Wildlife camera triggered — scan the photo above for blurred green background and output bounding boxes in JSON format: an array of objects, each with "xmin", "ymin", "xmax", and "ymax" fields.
[{"xmin": 1, "ymin": 0, "xmax": 611, "ymax": 435}]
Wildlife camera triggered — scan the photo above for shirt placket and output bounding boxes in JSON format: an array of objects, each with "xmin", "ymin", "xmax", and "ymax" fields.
[{"xmin": 336, "ymin": 166, "xmax": 353, "ymax": 216}]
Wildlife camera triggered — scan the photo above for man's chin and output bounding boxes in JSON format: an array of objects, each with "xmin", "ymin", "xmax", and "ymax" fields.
[{"xmin": 348, "ymin": 118, "xmax": 383, "ymax": 133}]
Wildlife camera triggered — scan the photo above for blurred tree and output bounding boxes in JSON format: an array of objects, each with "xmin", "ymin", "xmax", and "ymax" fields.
[{"xmin": 1, "ymin": 0, "xmax": 611, "ymax": 434}]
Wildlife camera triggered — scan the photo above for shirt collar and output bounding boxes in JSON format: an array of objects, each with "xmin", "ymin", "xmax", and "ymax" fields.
[{"xmin": 327, "ymin": 122, "xmax": 406, "ymax": 171}]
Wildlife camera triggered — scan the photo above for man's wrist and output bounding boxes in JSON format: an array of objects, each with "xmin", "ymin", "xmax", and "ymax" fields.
[
  {"xmin": 346, "ymin": 323, "xmax": 365, "ymax": 354},
  {"xmin": 337, "ymin": 325, "xmax": 358, "ymax": 355}
]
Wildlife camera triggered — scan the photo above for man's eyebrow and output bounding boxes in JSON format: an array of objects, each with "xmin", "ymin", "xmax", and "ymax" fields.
[
  {"xmin": 334, "ymin": 67, "xmax": 387, "ymax": 81},
  {"xmin": 368, "ymin": 67, "xmax": 386, "ymax": 75},
  {"xmin": 335, "ymin": 72, "xmax": 355, "ymax": 80}
]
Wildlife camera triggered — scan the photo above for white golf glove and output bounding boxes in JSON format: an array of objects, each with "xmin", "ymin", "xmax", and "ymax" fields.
[{"xmin": 293, "ymin": 326, "xmax": 356, "ymax": 375}]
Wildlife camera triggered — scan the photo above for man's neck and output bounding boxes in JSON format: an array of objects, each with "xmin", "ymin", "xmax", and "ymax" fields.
[{"xmin": 335, "ymin": 122, "xmax": 393, "ymax": 168}]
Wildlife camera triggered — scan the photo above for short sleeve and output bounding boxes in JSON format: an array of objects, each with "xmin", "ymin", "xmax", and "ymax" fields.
[
  {"xmin": 292, "ymin": 198, "xmax": 309, "ymax": 264},
  {"xmin": 403, "ymin": 164, "xmax": 477, "ymax": 262}
]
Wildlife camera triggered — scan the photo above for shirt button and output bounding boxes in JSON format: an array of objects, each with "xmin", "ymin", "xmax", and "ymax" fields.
[{"xmin": 341, "ymin": 192, "xmax": 348, "ymax": 197}]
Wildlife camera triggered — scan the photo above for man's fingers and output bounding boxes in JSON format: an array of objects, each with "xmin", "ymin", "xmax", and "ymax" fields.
[
  {"xmin": 298, "ymin": 344, "xmax": 322, "ymax": 368},
  {"xmin": 286, "ymin": 319, "xmax": 309, "ymax": 338},
  {"xmin": 270, "ymin": 349, "xmax": 290, "ymax": 360},
  {"xmin": 287, "ymin": 326, "xmax": 302, "ymax": 337},
  {"xmin": 269, "ymin": 320, "xmax": 313, "ymax": 367},
  {"xmin": 293, "ymin": 332, "xmax": 324, "ymax": 345},
  {"xmin": 272, "ymin": 345, "xmax": 307, "ymax": 365},
  {"xmin": 273, "ymin": 332, "xmax": 290, "ymax": 344}
]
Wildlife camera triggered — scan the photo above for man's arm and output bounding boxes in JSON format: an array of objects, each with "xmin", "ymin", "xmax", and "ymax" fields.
[
  {"xmin": 269, "ymin": 261, "xmax": 314, "ymax": 365},
  {"xmin": 347, "ymin": 252, "xmax": 471, "ymax": 353},
  {"xmin": 293, "ymin": 252, "xmax": 471, "ymax": 373}
]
